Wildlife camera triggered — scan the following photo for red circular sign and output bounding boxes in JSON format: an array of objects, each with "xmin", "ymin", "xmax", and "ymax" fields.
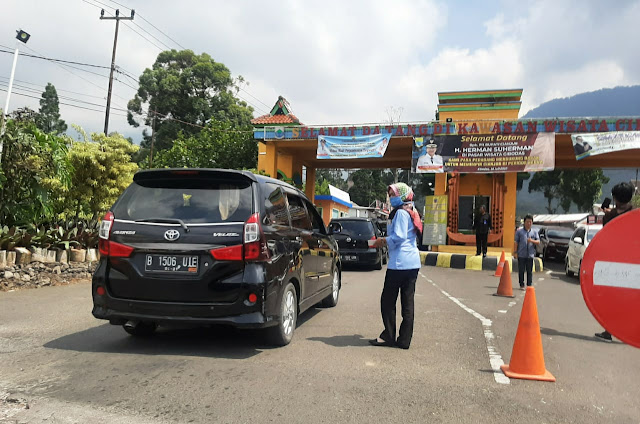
[{"xmin": 581, "ymin": 209, "xmax": 640, "ymax": 348}]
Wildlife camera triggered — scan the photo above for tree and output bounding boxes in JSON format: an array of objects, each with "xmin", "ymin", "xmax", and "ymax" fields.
[
  {"xmin": 528, "ymin": 170, "xmax": 563, "ymax": 213},
  {"xmin": 151, "ymin": 120, "xmax": 256, "ymax": 170},
  {"xmin": 559, "ymin": 169, "xmax": 610, "ymax": 212},
  {"xmin": 66, "ymin": 127, "xmax": 139, "ymax": 219},
  {"xmin": 37, "ymin": 83, "xmax": 67, "ymax": 134},
  {"xmin": 0, "ymin": 118, "xmax": 71, "ymax": 225},
  {"xmin": 348, "ymin": 169, "xmax": 388, "ymax": 207},
  {"xmin": 127, "ymin": 50, "xmax": 253, "ymax": 153},
  {"xmin": 529, "ymin": 169, "xmax": 610, "ymax": 213}
]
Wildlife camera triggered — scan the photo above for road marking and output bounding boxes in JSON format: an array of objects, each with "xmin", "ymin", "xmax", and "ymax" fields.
[
  {"xmin": 546, "ymin": 270, "xmax": 552, "ymax": 275},
  {"xmin": 508, "ymin": 301, "xmax": 516, "ymax": 307},
  {"xmin": 419, "ymin": 272, "xmax": 510, "ymax": 385},
  {"xmin": 593, "ymin": 261, "xmax": 640, "ymax": 289},
  {"xmin": 498, "ymin": 310, "xmax": 507, "ymax": 314},
  {"xmin": 538, "ymin": 278, "xmax": 545, "ymax": 281}
]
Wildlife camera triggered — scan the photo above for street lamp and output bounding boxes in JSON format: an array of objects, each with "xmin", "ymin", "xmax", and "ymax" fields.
[{"xmin": 0, "ymin": 29, "xmax": 31, "ymax": 158}]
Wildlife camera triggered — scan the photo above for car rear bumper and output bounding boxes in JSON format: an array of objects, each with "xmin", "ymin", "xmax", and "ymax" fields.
[{"xmin": 546, "ymin": 246, "xmax": 568, "ymax": 258}]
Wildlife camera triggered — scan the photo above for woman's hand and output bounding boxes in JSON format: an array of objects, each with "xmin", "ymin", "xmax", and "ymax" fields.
[{"xmin": 372, "ymin": 238, "xmax": 386, "ymax": 248}]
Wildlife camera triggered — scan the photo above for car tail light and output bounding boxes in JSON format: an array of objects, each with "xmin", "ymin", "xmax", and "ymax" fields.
[
  {"xmin": 98, "ymin": 211, "xmax": 134, "ymax": 258},
  {"xmin": 96, "ymin": 286, "xmax": 106, "ymax": 296},
  {"xmin": 248, "ymin": 293, "xmax": 258, "ymax": 303},
  {"xmin": 209, "ymin": 214, "xmax": 270, "ymax": 262},
  {"xmin": 244, "ymin": 213, "xmax": 270, "ymax": 261},
  {"xmin": 368, "ymin": 235, "xmax": 377, "ymax": 247}
]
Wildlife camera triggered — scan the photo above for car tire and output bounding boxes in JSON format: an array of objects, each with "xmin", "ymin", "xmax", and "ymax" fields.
[
  {"xmin": 123, "ymin": 322, "xmax": 157, "ymax": 337},
  {"xmin": 321, "ymin": 269, "xmax": 340, "ymax": 308},
  {"xmin": 565, "ymin": 257, "xmax": 574, "ymax": 277},
  {"xmin": 542, "ymin": 248, "xmax": 547, "ymax": 260},
  {"xmin": 267, "ymin": 282, "xmax": 297, "ymax": 346},
  {"xmin": 373, "ymin": 252, "xmax": 383, "ymax": 270}
]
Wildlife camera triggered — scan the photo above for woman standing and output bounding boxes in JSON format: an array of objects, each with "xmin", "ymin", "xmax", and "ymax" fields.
[{"xmin": 370, "ymin": 183, "xmax": 422, "ymax": 349}]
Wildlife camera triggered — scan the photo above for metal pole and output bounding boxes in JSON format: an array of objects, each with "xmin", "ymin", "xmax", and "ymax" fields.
[
  {"xmin": 104, "ymin": 19, "xmax": 120, "ymax": 135},
  {"xmin": 0, "ymin": 47, "xmax": 20, "ymax": 144},
  {"xmin": 101, "ymin": 9, "xmax": 134, "ymax": 136},
  {"xmin": 149, "ymin": 108, "xmax": 156, "ymax": 168}
]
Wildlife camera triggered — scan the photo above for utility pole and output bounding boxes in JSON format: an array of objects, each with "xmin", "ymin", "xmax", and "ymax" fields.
[
  {"xmin": 149, "ymin": 108, "xmax": 156, "ymax": 168},
  {"xmin": 100, "ymin": 8, "xmax": 134, "ymax": 135}
]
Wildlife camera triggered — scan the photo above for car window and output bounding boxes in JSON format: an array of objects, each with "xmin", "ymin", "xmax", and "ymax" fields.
[
  {"xmin": 304, "ymin": 200, "xmax": 326, "ymax": 234},
  {"xmin": 586, "ymin": 227, "xmax": 600, "ymax": 242},
  {"xmin": 574, "ymin": 228, "xmax": 586, "ymax": 240},
  {"xmin": 333, "ymin": 220, "xmax": 375, "ymax": 237},
  {"xmin": 286, "ymin": 194, "xmax": 312, "ymax": 230},
  {"xmin": 263, "ymin": 184, "xmax": 290, "ymax": 226},
  {"xmin": 112, "ymin": 178, "xmax": 253, "ymax": 223},
  {"xmin": 547, "ymin": 229, "xmax": 573, "ymax": 239}
]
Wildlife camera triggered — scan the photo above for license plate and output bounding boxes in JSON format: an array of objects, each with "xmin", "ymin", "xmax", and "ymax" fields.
[
  {"xmin": 145, "ymin": 254, "xmax": 199, "ymax": 273},
  {"xmin": 342, "ymin": 255, "xmax": 357, "ymax": 261}
]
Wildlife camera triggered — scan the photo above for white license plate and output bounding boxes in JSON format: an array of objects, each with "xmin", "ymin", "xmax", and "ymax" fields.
[
  {"xmin": 145, "ymin": 254, "xmax": 199, "ymax": 273},
  {"xmin": 342, "ymin": 255, "xmax": 357, "ymax": 261}
]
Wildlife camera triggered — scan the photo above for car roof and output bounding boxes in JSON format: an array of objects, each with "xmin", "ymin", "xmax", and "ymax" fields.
[
  {"xmin": 543, "ymin": 226, "xmax": 574, "ymax": 231},
  {"xmin": 133, "ymin": 168, "xmax": 307, "ymax": 198},
  {"xmin": 330, "ymin": 217, "xmax": 372, "ymax": 222}
]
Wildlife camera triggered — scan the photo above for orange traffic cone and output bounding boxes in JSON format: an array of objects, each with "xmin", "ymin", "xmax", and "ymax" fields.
[
  {"xmin": 501, "ymin": 287, "xmax": 556, "ymax": 382},
  {"xmin": 493, "ymin": 260, "xmax": 514, "ymax": 298},
  {"xmin": 494, "ymin": 251, "xmax": 506, "ymax": 276}
]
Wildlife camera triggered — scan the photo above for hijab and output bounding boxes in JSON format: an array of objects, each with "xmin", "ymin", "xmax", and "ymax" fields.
[{"xmin": 388, "ymin": 183, "xmax": 423, "ymax": 234}]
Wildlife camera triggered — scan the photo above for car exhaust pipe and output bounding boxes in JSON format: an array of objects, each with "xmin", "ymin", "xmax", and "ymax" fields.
[{"xmin": 124, "ymin": 320, "xmax": 139, "ymax": 330}]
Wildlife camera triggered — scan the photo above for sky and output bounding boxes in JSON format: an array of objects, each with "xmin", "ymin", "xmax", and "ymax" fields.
[{"xmin": 1, "ymin": 0, "xmax": 640, "ymax": 143}]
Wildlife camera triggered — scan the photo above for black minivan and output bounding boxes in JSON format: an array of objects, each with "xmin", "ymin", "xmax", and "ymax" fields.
[
  {"xmin": 328, "ymin": 218, "xmax": 388, "ymax": 270},
  {"xmin": 92, "ymin": 169, "xmax": 341, "ymax": 346}
]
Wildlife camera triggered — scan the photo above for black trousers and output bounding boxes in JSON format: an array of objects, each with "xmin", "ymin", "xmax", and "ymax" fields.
[
  {"xmin": 518, "ymin": 257, "xmax": 534, "ymax": 286},
  {"xmin": 379, "ymin": 268, "xmax": 419, "ymax": 347},
  {"xmin": 476, "ymin": 232, "xmax": 488, "ymax": 255}
]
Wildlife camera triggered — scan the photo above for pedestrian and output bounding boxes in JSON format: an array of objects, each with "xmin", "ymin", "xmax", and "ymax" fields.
[
  {"xmin": 514, "ymin": 214, "xmax": 540, "ymax": 290},
  {"xmin": 595, "ymin": 181, "xmax": 635, "ymax": 342},
  {"xmin": 370, "ymin": 182, "xmax": 422, "ymax": 349},
  {"xmin": 474, "ymin": 205, "xmax": 492, "ymax": 257}
]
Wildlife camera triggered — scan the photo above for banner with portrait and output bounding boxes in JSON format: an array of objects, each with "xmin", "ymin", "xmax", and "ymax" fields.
[
  {"xmin": 317, "ymin": 133, "xmax": 391, "ymax": 159},
  {"xmin": 412, "ymin": 133, "xmax": 555, "ymax": 173},
  {"xmin": 571, "ymin": 131, "xmax": 640, "ymax": 160}
]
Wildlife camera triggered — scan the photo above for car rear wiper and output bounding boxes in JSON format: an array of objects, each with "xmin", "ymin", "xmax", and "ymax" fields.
[{"xmin": 135, "ymin": 218, "xmax": 190, "ymax": 233}]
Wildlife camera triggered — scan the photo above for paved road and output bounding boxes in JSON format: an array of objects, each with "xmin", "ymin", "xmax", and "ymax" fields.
[{"xmin": 1, "ymin": 261, "xmax": 639, "ymax": 423}]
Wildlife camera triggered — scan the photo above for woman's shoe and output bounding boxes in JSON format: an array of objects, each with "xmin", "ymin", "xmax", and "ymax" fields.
[{"xmin": 369, "ymin": 338, "xmax": 394, "ymax": 347}]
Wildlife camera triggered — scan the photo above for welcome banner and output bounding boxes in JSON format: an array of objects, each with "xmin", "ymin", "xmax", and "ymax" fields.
[
  {"xmin": 317, "ymin": 133, "xmax": 391, "ymax": 159},
  {"xmin": 412, "ymin": 133, "xmax": 555, "ymax": 173},
  {"xmin": 571, "ymin": 131, "xmax": 640, "ymax": 160}
]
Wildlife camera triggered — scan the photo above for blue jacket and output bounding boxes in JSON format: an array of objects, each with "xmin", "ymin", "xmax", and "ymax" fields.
[{"xmin": 387, "ymin": 209, "xmax": 421, "ymax": 270}]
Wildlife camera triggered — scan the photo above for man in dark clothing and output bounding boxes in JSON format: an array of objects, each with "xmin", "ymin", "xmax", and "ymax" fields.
[
  {"xmin": 595, "ymin": 182, "xmax": 635, "ymax": 342},
  {"xmin": 474, "ymin": 205, "xmax": 492, "ymax": 257}
]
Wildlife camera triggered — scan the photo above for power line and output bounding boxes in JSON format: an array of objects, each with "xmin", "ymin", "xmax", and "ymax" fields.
[
  {"xmin": 0, "ymin": 76, "xmax": 108, "ymax": 100},
  {"xmin": 0, "ymin": 47, "xmax": 110, "ymax": 69},
  {"xmin": 104, "ymin": 0, "xmax": 187, "ymax": 49},
  {"xmin": 0, "ymin": 87, "xmax": 128, "ymax": 117},
  {"xmin": 19, "ymin": 44, "xmax": 130, "ymax": 109}
]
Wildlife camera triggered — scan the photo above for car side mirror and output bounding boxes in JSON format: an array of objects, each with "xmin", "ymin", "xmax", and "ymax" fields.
[{"xmin": 573, "ymin": 236, "xmax": 583, "ymax": 244}]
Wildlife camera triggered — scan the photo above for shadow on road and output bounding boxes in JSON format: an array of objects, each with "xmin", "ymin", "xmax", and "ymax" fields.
[
  {"xmin": 541, "ymin": 327, "xmax": 623, "ymax": 344},
  {"xmin": 544, "ymin": 261, "xmax": 580, "ymax": 285},
  {"xmin": 307, "ymin": 334, "xmax": 370, "ymax": 347},
  {"xmin": 44, "ymin": 308, "xmax": 324, "ymax": 359}
]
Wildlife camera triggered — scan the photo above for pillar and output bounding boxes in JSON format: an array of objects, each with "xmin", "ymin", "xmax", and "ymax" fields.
[
  {"xmin": 503, "ymin": 172, "xmax": 517, "ymax": 253},
  {"xmin": 434, "ymin": 173, "xmax": 447, "ymax": 195},
  {"xmin": 264, "ymin": 141, "xmax": 277, "ymax": 178},
  {"xmin": 305, "ymin": 166, "xmax": 316, "ymax": 202}
]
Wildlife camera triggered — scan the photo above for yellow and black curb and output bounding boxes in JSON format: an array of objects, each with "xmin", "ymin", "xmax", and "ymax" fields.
[{"xmin": 420, "ymin": 252, "xmax": 543, "ymax": 273}]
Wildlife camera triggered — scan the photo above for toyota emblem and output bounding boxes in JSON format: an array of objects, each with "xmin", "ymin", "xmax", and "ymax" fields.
[{"xmin": 164, "ymin": 229, "xmax": 180, "ymax": 241}]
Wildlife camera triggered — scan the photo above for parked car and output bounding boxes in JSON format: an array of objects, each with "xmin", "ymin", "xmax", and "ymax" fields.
[
  {"xmin": 92, "ymin": 168, "xmax": 341, "ymax": 346},
  {"xmin": 565, "ymin": 224, "xmax": 602, "ymax": 277},
  {"xmin": 537, "ymin": 226, "xmax": 574, "ymax": 260},
  {"xmin": 328, "ymin": 217, "xmax": 388, "ymax": 270}
]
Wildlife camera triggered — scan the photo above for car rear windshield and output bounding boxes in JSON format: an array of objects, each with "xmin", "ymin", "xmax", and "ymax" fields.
[
  {"xmin": 112, "ymin": 178, "xmax": 253, "ymax": 223},
  {"xmin": 335, "ymin": 220, "xmax": 374, "ymax": 237},
  {"xmin": 547, "ymin": 229, "xmax": 573, "ymax": 239}
]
